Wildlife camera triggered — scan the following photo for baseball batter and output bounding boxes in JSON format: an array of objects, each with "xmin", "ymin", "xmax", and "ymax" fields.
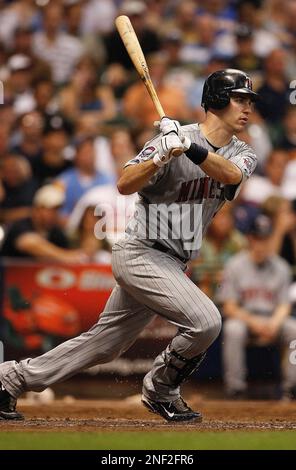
[{"xmin": 0, "ymin": 69, "xmax": 258, "ymax": 422}]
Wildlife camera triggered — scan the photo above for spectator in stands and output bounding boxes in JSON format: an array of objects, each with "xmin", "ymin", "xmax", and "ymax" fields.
[
  {"xmin": 262, "ymin": 196, "xmax": 296, "ymax": 278},
  {"xmin": 81, "ymin": 0, "xmax": 116, "ymax": 35},
  {"xmin": 100, "ymin": 62, "xmax": 132, "ymax": 101},
  {"xmin": 0, "ymin": 154, "xmax": 38, "ymax": 224},
  {"xmin": 1, "ymin": 184, "xmax": 86, "ymax": 263},
  {"xmin": 64, "ymin": 0, "xmax": 106, "ymax": 67},
  {"xmin": 199, "ymin": 0, "xmax": 235, "ymax": 19},
  {"xmin": 56, "ymin": 136, "xmax": 114, "ymax": 219},
  {"xmin": 236, "ymin": 109, "xmax": 272, "ymax": 173},
  {"xmin": 10, "ymin": 111, "xmax": 44, "ymax": 167},
  {"xmin": 277, "ymin": 105, "xmax": 296, "ymax": 154},
  {"xmin": 9, "ymin": 26, "xmax": 51, "ymax": 82},
  {"xmin": 110, "ymin": 129, "xmax": 136, "ymax": 175},
  {"xmin": 160, "ymin": 30, "xmax": 195, "ymax": 98},
  {"xmin": 10, "ymin": 25, "xmax": 34, "ymax": 56},
  {"xmin": 32, "ymin": 2, "xmax": 84, "ymax": 85},
  {"xmin": 284, "ymin": 0, "xmax": 296, "ymax": 42},
  {"xmin": 103, "ymin": 0, "xmax": 161, "ymax": 70},
  {"xmin": 237, "ymin": 1, "xmax": 281, "ymax": 58},
  {"xmin": 0, "ymin": 125, "xmax": 12, "ymax": 161},
  {"xmin": 182, "ymin": 14, "xmax": 219, "ymax": 67},
  {"xmin": 278, "ymin": 199, "xmax": 296, "ymax": 280},
  {"xmin": 255, "ymin": 49, "xmax": 290, "ymax": 132},
  {"xmin": 5, "ymin": 54, "xmax": 35, "ymax": 115},
  {"xmin": 32, "ymin": 115, "xmax": 72, "ymax": 186},
  {"xmin": 190, "ymin": 203, "xmax": 246, "ymax": 301},
  {"xmin": 230, "ymin": 24, "xmax": 262, "ymax": 74},
  {"xmin": 85, "ymin": 127, "xmax": 136, "ymax": 183},
  {"xmin": 286, "ymin": 28, "xmax": 296, "ymax": 82},
  {"xmin": 233, "ymin": 145, "xmax": 288, "ymax": 233},
  {"xmin": 68, "ymin": 199, "xmax": 112, "ymax": 265},
  {"xmin": 33, "ymin": 79, "xmax": 58, "ymax": 116},
  {"xmin": 0, "ymin": 0, "xmax": 39, "ymax": 48},
  {"xmin": 219, "ymin": 213, "xmax": 296, "ymax": 399},
  {"xmin": 264, "ymin": 0, "xmax": 292, "ymax": 45},
  {"xmin": 64, "ymin": 0, "xmax": 84, "ymax": 37},
  {"xmin": 241, "ymin": 149, "xmax": 288, "ymax": 204},
  {"xmin": 59, "ymin": 56, "xmax": 116, "ymax": 123},
  {"xmin": 68, "ymin": 183, "xmax": 136, "ymax": 251},
  {"xmin": 170, "ymin": 1, "xmax": 199, "ymax": 49},
  {"xmin": 0, "ymin": 41, "xmax": 8, "ymax": 82},
  {"xmin": 123, "ymin": 52, "xmax": 190, "ymax": 128}
]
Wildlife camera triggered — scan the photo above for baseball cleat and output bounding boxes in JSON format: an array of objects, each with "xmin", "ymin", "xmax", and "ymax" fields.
[
  {"xmin": 0, "ymin": 383, "xmax": 24, "ymax": 421},
  {"xmin": 142, "ymin": 396, "xmax": 202, "ymax": 422}
]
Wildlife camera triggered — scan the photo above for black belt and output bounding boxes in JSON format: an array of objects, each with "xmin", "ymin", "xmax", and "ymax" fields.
[{"xmin": 152, "ymin": 241, "xmax": 188, "ymax": 264}]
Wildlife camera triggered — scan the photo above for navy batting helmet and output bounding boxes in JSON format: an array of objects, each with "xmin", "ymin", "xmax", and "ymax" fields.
[{"xmin": 201, "ymin": 69, "xmax": 259, "ymax": 111}]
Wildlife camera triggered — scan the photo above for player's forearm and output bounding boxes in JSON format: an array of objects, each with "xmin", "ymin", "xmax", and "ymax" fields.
[
  {"xmin": 223, "ymin": 300, "xmax": 257, "ymax": 327},
  {"xmin": 271, "ymin": 303, "xmax": 291, "ymax": 327},
  {"xmin": 0, "ymin": 207, "xmax": 32, "ymax": 223},
  {"xmin": 16, "ymin": 233, "xmax": 67, "ymax": 259},
  {"xmin": 117, "ymin": 160, "xmax": 159, "ymax": 195},
  {"xmin": 16, "ymin": 233, "xmax": 78, "ymax": 262},
  {"xmin": 182, "ymin": 139, "xmax": 242, "ymax": 185},
  {"xmin": 199, "ymin": 152, "xmax": 242, "ymax": 185}
]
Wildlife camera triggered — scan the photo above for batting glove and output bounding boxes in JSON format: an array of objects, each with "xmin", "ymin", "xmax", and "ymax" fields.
[
  {"xmin": 180, "ymin": 133, "xmax": 191, "ymax": 151},
  {"xmin": 153, "ymin": 152, "xmax": 171, "ymax": 167},
  {"xmin": 153, "ymin": 134, "xmax": 184, "ymax": 167},
  {"xmin": 154, "ymin": 117, "xmax": 181, "ymax": 136}
]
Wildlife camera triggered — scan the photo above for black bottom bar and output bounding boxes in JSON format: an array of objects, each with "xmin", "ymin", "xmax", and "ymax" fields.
[{"xmin": 0, "ymin": 450, "xmax": 294, "ymax": 466}]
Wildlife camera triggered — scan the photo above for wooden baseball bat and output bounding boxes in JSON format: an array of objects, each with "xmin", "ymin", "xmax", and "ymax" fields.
[{"xmin": 115, "ymin": 15, "xmax": 183, "ymax": 157}]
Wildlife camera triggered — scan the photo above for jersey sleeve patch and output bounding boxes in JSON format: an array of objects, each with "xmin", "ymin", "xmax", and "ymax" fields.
[
  {"xmin": 229, "ymin": 146, "xmax": 257, "ymax": 181},
  {"xmin": 225, "ymin": 146, "xmax": 257, "ymax": 201},
  {"xmin": 124, "ymin": 145, "xmax": 157, "ymax": 168},
  {"xmin": 242, "ymin": 155, "xmax": 257, "ymax": 179}
]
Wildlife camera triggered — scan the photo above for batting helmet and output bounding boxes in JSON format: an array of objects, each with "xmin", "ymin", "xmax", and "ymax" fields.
[{"xmin": 201, "ymin": 69, "xmax": 259, "ymax": 111}]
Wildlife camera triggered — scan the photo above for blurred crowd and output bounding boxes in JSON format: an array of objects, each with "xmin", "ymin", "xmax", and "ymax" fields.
[
  {"xmin": 1, "ymin": 0, "xmax": 296, "ymax": 398},
  {"xmin": 0, "ymin": 0, "xmax": 296, "ymax": 262}
]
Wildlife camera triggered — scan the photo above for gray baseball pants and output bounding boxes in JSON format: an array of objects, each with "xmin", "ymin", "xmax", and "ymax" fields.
[
  {"xmin": 0, "ymin": 238, "xmax": 222, "ymax": 401},
  {"xmin": 223, "ymin": 317, "xmax": 296, "ymax": 393}
]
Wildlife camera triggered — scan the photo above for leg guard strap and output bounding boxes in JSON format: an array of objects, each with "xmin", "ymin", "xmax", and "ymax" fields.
[{"xmin": 165, "ymin": 349, "xmax": 206, "ymax": 386}]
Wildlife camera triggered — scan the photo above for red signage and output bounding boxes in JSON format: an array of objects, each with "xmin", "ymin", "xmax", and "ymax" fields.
[{"xmin": 3, "ymin": 263, "xmax": 115, "ymax": 350}]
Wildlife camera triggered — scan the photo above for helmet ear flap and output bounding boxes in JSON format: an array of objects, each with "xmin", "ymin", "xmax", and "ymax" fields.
[{"xmin": 206, "ymin": 90, "xmax": 230, "ymax": 110}]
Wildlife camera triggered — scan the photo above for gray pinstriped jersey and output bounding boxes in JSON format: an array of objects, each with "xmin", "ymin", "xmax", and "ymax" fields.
[
  {"xmin": 218, "ymin": 251, "xmax": 291, "ymax": 315},
  {"xmin": 124, "ymin": 124, "xmax": 257, "ymax": 261}
]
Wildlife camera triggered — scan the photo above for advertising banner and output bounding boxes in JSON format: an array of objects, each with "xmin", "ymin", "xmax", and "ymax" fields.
[
  {"xmin": 1, "ymin": 261, "xmax": 176, "ymax": 374},
  {"xmin": 2, "ymin": 262, "xmax": 115, "ymax": 352}
]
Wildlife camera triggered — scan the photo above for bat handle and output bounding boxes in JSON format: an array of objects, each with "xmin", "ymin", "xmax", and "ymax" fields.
[{"xmin": 171, "ymin": 147, "xmax": 184, "ymax": 157}]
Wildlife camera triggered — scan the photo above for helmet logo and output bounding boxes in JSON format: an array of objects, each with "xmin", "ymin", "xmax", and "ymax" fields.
[{"xmin": 246, "ymin": 77, "xmax": 252, "ymax": 90}]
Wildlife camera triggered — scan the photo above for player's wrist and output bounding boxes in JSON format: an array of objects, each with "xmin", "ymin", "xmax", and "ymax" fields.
[
  {"xmin": 181, "ymin": 135, "xmax": 191, "ymax": 151},
  {"xmin": 153, "ymin": 152, "xmax": 168, "ymax": 167},
  {"xmin": 184, "ymin": 143, "xmax": 208, "ymax": 165}
]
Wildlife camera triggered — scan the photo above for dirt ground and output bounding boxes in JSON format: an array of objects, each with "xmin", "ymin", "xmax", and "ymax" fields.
[{"xmin": 1, "ymin": 397, "xmax": 296, "ymax": 432}]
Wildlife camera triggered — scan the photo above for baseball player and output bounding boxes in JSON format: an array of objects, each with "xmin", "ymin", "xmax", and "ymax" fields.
[
  {"xmin": 0, "ymin": 69, "xmax": 258, "ymax": 422},
  {"xmin": 220, "ymin": 213, "xmax": 296, "ymax": 399}
]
